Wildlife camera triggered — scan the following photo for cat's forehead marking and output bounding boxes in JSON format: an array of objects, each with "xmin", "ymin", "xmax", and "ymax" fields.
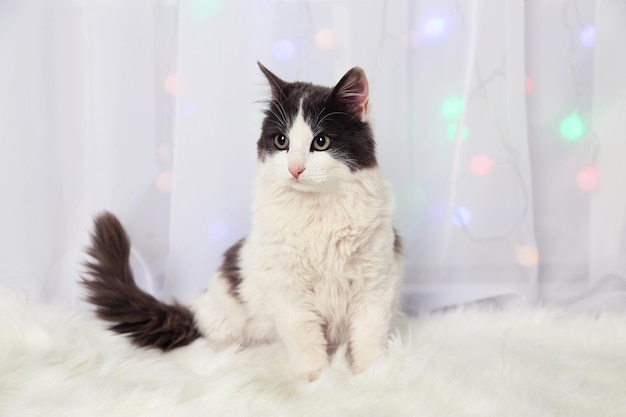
[
  {"xmin": 287, "ymin": 94, "xmax": 317, "ymax": 134},
  {"xmin": 287, "ymin": 101, "xmax": 314, "ymax": 158}
]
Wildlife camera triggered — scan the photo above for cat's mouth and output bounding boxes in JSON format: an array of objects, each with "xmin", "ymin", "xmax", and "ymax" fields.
[{"xmin": 288, "ymin": 177, "xmax": 319, "ymax": 192}]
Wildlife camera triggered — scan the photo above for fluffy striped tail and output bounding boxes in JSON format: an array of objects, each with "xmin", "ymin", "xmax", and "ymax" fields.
[{"xmin": 81, "ymin": 212, "xmax": 201, "ymax": 351}]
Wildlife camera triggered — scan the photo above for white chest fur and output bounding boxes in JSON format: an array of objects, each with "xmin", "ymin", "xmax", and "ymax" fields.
[{"xmin": 239, "ymin": 166, "xmax": 398, "ymax": 319}]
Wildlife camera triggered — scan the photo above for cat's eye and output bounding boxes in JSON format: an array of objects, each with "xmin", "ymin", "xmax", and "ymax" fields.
[
  {"xmin": 312, "ymin": 135, "xmax": 331, "ymax": 151},
  {"xmin": 274, "ymin": 134, "xmax": 289, "ymax": 150}
]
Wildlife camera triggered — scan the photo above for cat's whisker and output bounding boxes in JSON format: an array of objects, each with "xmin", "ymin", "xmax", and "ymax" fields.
[
  {"xmin": 265, "ymin": 119, "xmax": 286, "ymax": 130},
  {"xmin": 316, "ymin": 110, "xmax": 357, "ymax": 127},
  {"xmin": 276, "ymin": 101, "xmax": 291, "ymax": 129},
  {"xmin": 309, "ymin": 104, "xmax": 323, "ymax": 134},
  {"xmin": 266, "ymin": 108, "xmax": 289, "ymax": 131}
]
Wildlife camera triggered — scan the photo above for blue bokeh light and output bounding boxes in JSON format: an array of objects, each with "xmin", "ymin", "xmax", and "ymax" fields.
[
  {"xmin": 452, "ymin": 205, "xmax": 472, "ymax": 228},
  {"xmin": 579, "ymin": 25, "xmax": 595, "ymax": 48},
  {"xmin": 272, "ymin": 39, "xmax": 297, "ymax": 62},
  {"xmin": 423, "ymin": 18, "xmax": 446, "ymax": 39},
  {"xmin": 208, "ymin": 221, "xmax": 229, "ymax": 243}
]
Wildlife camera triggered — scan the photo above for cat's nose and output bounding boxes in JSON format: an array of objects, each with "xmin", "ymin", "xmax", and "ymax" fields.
[{"xmin": 289, "ymin": 166, "xmax": 305, "ymax": 180}]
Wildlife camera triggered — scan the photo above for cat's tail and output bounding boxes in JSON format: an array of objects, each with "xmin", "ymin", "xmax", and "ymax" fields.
[{"xmin": 81, "ymin": 212, "xmax": 202, "ymax": 351}]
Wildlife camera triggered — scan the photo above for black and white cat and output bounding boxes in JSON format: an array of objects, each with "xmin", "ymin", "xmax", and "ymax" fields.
[{"xmin": 82, "ymin": 63, "xmax": 403, "ymax": 381}]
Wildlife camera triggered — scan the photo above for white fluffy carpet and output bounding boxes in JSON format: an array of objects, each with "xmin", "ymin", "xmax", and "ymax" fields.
[{"xmin": 2, "ymin": 288, "xmax": 626, "ymax": 417}]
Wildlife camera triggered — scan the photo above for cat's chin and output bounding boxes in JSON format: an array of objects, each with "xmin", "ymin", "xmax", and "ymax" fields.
[{"xmin": 287, "ymin": 180, "xmax": 322, "ymax": 193}]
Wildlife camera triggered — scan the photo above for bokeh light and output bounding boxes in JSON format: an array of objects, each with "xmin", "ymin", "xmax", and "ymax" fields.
[
  {"xmin": 441, "ymin": 96, "xmax": 464, "ymax": 120},
  {"xmin": 422, "ymin": 18, "xmax": 446, "ymax": 39},
  {"xmin": 515, "ymin": 245, "xmax": 539, "ymax": 267},
  {"xmin": 315, "ymin": 28, "xmax": 337, "ymax": 51},
  {"xmin": 163, "ymin": 73, "xmax": 184, "ymax": 96},
  {"xmin": 446, "ymin": 123, "xmax": 468, "ymax": 141},
  {"xmin": 577, "ymin": 166, "xmax": 598, "ymax": 192},
  {"xmin": 452, "ymin": 205, "xmax": 472, "ymax": 227},
  {"xmin": 470, "ymin": 155, "xmax": 495, "ymax": 176},
  {"xmin": 155, "ymin": 170, "xmax": 173, "ymax": 192},
  {"xmin": 525, "ymin": 76, "xmax": 533, "ymax": 94},
  {"xmin": 208, "ymin": 221, "xmax": 229, "ymax": 243},
  {"xmin": 272, "ymin": 39, "xmax": 297, "ymax": 62},
  {"xmin": 405, "ymin": 30, "xmax": 421, "ymax": 48},
  {"xmin": 579, "ymin": 25, "xmax": 595, "ymax": 48},
  {"xmin": 560, "ymin": 113, "xmax": 585, "ymax": 141},
  {"xmin": 192, "ymin": 0, "xmax": 222, "ymax": 19}
]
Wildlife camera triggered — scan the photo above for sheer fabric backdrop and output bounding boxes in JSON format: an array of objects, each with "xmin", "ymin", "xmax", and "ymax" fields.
[{"xmin": 1, "ymin": 0, "xmax": 625, "ymax": 312}]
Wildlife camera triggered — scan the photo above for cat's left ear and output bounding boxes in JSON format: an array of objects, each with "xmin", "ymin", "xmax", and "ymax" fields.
[
  {"xmin": 258, "ymin": 61, "xmax": 288, "ymax": 101},
  {"xmin": 330, "ymin": 67, "xmax": 369, "ymax": 122}
]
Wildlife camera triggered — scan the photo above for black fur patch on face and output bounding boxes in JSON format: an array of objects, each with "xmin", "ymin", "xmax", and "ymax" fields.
[
  {"xmin": 256, "ymin": 64, "xmax": 377, "ymax": 172},
  {"xmin": 220, "ymin": 238, "xmax": 245, "ymax": 300}
]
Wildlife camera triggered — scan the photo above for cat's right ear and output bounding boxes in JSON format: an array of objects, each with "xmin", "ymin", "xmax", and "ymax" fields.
[
  {"xmin": 329, "ymin": 67, "xmax": 369, "ymax": 122},
  {"xmin": 258, "ymin": 61, "xmax": 287, "ymax": 101}
]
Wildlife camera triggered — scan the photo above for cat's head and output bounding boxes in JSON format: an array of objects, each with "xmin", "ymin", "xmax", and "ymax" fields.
[{"xmin": 257, "ymin": 62, "xmax": 377, "ymax": 192}]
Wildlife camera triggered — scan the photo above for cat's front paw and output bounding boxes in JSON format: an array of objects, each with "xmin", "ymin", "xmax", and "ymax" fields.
[
  {"xmin": 291, "ymin": 355, "xmax": 329, "ymax": 382},
  {"xmin": 351, "ymin": 346, "xmax": 385, "ymax": 374}
]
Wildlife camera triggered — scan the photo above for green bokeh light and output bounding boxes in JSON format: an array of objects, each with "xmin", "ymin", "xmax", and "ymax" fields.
[
  {"xmin": 560, "ymin": 113, "xmax": 585, "ymax": 141},
  {"xmin": 441, "ymin": 96, "xmax": 464, "ymax": 120},
  {"xmin": 192, "ymin": 0, "xmax": 223, "ymax": 19},
  {"xmin": 446, "ymin": 123, "xmax": 468, "ymax": 141}
]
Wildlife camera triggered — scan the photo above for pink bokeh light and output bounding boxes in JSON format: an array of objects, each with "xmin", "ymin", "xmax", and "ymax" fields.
[
  {"xmin": 577, "ymin": 166, "xmax": 598, "ymax": 192},
  {"xmin": 470, "ymin": 155, "xmax": 495, "ymax": 177}
]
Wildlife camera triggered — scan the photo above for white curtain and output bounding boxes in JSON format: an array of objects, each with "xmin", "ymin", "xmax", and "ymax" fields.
[{"xmin": 1, "ymin": 0, "xmax": 625, "ymax": 313}]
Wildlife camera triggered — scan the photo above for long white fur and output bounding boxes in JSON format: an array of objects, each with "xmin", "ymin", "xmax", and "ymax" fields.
[
  {"xmin": 6, "ymin": 289, "xmax": 626, "ymax": 416},
  {"xmin": 191, "ymin": 100, "xmax": 402, "ymax": 381}
]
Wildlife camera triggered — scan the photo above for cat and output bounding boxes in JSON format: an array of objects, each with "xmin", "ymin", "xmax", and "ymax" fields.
[{"xmin": 82, "ymin": 62, "xmax": 403, "ymax": 381}]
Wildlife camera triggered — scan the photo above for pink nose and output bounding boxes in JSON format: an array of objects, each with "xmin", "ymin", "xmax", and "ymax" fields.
[{"xmin": 289, "ymin": 166, "xmax": 305, "ymax": 180}]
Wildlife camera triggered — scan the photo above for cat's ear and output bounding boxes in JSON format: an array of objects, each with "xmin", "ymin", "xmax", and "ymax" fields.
[
  {"xmin": 258, "ymin": 61, "xmax": 288, "ymax": 101},
  {"xmin": 330, "ymin": 67, "xmax": 369, "ymax": 121}
]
